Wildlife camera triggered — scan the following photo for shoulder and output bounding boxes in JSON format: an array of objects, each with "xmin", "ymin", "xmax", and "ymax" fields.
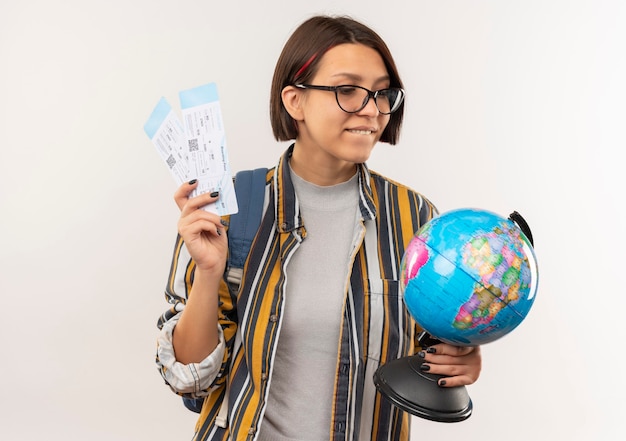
[{"xmin": 367, "ymin": 169, "xmax": 438, "ymax": 216}]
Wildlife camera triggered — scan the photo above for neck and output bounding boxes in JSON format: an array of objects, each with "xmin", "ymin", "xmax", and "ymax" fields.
[{"xmin": 290, "ymin": 143, "xmax": 358, "ymax": 186}]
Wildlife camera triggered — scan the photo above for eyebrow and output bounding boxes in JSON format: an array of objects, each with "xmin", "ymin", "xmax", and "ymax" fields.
[{"xmin": 330, "ymin": 73, "xmax": 390, "ymax": 83}]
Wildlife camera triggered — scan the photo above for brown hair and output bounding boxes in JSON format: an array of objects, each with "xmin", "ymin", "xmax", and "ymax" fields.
[{"xmin": 270, "ymin": 15, "xmax": 405, "ymax": 144}]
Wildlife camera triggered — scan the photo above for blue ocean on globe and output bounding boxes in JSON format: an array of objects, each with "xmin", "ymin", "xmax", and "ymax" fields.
[{"xmin": 401, "ymin": 208, "xmax": 539, "ymax": 346}]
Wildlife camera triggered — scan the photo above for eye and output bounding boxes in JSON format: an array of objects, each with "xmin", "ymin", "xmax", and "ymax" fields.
[{"xmin": 336, "ymin": 86, "xmax": 359, "ymax": 96}]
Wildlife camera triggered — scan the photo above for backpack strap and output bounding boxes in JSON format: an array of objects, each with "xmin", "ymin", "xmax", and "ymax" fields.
[{"xmin": 226, "ymin": 167, "xmax": 268, "ymax": 286}]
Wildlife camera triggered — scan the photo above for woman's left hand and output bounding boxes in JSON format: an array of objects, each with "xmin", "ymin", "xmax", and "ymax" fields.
[{"xmin": 417, "ymin": 344, "xmax": 482, "ymax": 388}]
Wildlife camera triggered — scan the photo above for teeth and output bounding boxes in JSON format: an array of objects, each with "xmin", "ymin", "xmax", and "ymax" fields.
[{"xmin": 349, "ymin": 129, "xmax": 372, "ymax": 135}]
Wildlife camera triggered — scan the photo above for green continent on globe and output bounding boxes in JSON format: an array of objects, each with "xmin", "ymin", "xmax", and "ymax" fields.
[{"xmin": 453, "ymin": 223, "xmax": 529, "ymax": 331}]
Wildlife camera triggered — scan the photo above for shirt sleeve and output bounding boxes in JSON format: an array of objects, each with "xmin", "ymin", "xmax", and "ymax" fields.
[
  {"xmin": 156, "ymin": 313, "xmax": 225, "ymax": 397},
  {"xmin": 154, "ymin": 233, "xmax": 238, "ymax": 398}
]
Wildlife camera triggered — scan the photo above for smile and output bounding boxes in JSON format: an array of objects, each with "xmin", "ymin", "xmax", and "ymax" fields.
[{"xmin": 347, "ymin": 129, "xmax": 374, "ymax": 135}]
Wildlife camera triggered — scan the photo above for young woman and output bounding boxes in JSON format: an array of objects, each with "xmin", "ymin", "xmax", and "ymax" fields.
[{"xmin": 156, "ymin": 15, "xmax": 482, "ymax": 441}]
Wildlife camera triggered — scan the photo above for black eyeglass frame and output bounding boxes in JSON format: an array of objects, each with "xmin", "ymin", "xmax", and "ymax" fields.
[{"xmin": 294, "ymin": 84, "xmax": 405, "ymax": 115}]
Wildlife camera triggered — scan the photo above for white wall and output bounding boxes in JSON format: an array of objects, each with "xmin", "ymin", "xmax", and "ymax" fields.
[{"xmin": 1, "ymin": 1, "xmax": 624, "ymax": 439}]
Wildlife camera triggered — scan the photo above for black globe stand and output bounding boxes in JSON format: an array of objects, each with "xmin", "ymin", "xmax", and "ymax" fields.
[{"xmin": 373, "ymin": 332, "xmax": 473, "ymax": 423}]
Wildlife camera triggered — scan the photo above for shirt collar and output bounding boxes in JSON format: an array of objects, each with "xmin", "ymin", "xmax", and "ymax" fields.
[{"xmin": 274, "ymin": 144, "xmax": 377, "ymax": 233}]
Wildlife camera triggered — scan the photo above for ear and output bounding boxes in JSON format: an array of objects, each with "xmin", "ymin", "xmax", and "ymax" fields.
[{"xmin": 281, "ymin": 85, "xmax": 305, "ymax": 121}]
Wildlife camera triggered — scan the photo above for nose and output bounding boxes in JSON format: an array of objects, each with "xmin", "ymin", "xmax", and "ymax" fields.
[{"xmin": 357, "ymin": 94, "xmax": 380, "ymax": 116}]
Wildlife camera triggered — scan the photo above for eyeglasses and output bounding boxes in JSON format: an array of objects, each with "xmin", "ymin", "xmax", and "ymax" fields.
[{"xmin": 294, "ymin": 84, "xmax": 405, "ymax": 115}]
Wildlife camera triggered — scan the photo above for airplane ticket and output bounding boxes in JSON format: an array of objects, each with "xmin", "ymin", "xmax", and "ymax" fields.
[{"xmin": 145, "ymin": 83, "xmax": 239, "ymax": 216}]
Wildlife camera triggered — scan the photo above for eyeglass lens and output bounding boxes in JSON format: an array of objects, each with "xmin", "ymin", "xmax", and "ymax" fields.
[{"xmin": 336, "ymin": 86, "xmax": 403, "ymax": 114}]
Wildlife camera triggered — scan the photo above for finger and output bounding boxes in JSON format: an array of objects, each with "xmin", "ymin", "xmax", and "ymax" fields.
[
  {"xmin": 180, "ymin": 191, "xmax": 221, "ymax": 216},
  {"xmin": 417, "ymin": 345, "xmax": 481, "ymax": 386},
  {"xmin": 419, "ymin": 361, "xmax": 469, "ymax": 378},
  {"xmin": 417, "ymin": 345, "xmax": 479, "ymax": 364},
  {"xmin": 417, "ymin": 350, "xmax": 467, "ymax": 367},
  {"xmin": 178, "ymin": 212, "xmax": 225, "ymax": 237},
  {"xmin": 174, "ymin": 179, "xmax": 199, "ymax": 210},
  {"xmin": 436, "ymin": 374, "xmax": 477, "ymax": 388},
  {"xmin": 417, "ymin": 358, "xmax": 480, "ymax": 386},
  {"xmin": 178, "ymin": 218, "xmax": 221, "ymax": 238},
  {"xmin": 427, "ymin": 343, "xmax": 476, "ymax": 358}
]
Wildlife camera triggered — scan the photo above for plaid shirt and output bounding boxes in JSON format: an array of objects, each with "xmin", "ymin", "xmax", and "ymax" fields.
[{"xmin": 156, "ymin": 145, "xmax": 437, "ymax": 440}]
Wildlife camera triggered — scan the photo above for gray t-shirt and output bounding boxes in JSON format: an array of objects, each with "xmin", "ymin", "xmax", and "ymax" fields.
[{"xmin": 258, "ymin": 169, "xmax": 359, "ymax": 441}]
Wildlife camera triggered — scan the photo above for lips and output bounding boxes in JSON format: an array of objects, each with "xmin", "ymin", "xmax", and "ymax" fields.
[{"xmin": 347, "ymin": 128, "xmax": 376, "ymax": 135}]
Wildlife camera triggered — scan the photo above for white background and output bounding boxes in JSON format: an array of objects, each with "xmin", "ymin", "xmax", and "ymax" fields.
[{"xmin": 1, "ymin": 1, "xmax": 624, "ymax": 440}]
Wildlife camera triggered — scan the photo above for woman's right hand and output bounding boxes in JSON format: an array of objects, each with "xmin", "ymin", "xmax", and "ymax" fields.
[{"xmin": 174, "ymin": 180, "xmax": 228, "ymax": 274}]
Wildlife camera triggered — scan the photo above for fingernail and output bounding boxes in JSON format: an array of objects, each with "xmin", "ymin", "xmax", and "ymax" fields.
[
  {"xmin": 210, "ymin": 191, "xmax": 219, "ymax": 198},
  {"xmin": 220, "ymin": 219, "xmax": 229, "ymax": 227},
  {"xmin": 188, "ymin": 179, "xmax": 197, "ymax": 185},
  {"xmin": 216, "ymin": 229, "xmax": 222, "ymax": 236},
  {"xmin": 417, "ymin": 351, "xmax": 425, "ymax": 358},
  {"xmin": 427, "ymin": 347, "xmax": 436, "ymax": 354},
  {"xmin": 438, "ymin": 380, "xmax": 446, "ymax": 387},
  {"xmin": 419, "ymin": 364, "xmax": 430, "ymax": 372}
]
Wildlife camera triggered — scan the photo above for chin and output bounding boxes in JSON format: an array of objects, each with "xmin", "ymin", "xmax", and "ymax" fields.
[
  {"xmin": 344, "ymin": 150, "xmax": 374, "ymax": 165},
  {"xmin": 347, "ymin": 141, "xmax": 377, "ymax": 162}
]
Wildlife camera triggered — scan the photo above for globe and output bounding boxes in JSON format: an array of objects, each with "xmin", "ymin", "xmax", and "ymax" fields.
[{"xmin": 401, "ymin": 208, "xmax": 539, "ymax": 346}]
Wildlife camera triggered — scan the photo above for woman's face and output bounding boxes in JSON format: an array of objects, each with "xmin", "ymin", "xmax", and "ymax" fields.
[{"xmin": 289, "ymin": 43, "xmax": 392, "ymax": 181}]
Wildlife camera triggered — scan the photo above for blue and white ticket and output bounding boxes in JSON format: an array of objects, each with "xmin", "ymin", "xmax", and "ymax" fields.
[
  {"xmin": 144, "ymin": 83, "xmax": 239, "ymax": 216},
  {"xmin": 143, "ymin": 97, "xmax": 190, "ymax": 185}
]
